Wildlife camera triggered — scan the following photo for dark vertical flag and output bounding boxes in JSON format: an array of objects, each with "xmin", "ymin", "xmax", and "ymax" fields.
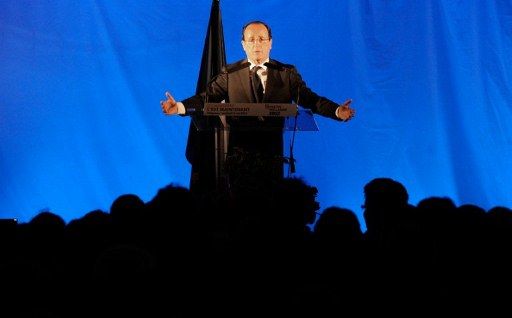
[{"xmin": 185, "ymin": 0, "xmax": 226, "ymax": 193}]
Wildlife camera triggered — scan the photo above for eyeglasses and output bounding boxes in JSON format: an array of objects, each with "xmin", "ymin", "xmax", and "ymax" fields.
[{"xmin": 244, "ymin": 37, "xmax": 270, "ymax": 45}]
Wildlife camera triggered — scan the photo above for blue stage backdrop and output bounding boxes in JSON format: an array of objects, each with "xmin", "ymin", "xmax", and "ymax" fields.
[{"xmin": 1, "ymin": 1, "xmax": 511, "ymax": 229}]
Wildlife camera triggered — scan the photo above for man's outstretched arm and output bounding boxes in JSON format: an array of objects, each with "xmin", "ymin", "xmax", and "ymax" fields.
[
  {"xmin": 160, "ymin": 69, "xmax": 229, "ymax": 116},
  {"xmin": 287, "ymin": 65, "xmax": 355, "ymax": 122}
]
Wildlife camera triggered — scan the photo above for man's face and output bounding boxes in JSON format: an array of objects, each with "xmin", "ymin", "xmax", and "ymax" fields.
[{"xmin": 241, "ymin": 23, "xmax": 272, "ymax": 64}]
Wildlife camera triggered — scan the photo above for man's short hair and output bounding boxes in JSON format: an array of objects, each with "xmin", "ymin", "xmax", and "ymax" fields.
[{"xmin": 241, "ymin": 20, "xmax": 272, "ymax": 40}]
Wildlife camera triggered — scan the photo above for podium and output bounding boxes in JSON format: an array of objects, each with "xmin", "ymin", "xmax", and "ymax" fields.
[{"xmin": 192, "ymin": 103, "xmax": 318, "ymax": 191}]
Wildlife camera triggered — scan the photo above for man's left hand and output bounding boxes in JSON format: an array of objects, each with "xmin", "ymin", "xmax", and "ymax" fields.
[{"xmin": 337, "ymin": 99, "xmax": 355, "ymax": 122}]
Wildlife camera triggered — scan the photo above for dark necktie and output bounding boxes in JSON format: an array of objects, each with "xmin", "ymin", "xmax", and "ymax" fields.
[{"xmin": 252, "ymin": 66, "xmax": 264, "ymax": 102}]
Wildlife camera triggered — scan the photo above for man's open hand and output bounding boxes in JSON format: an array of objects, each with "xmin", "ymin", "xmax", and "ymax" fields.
[
  {"xmin": 337, "ymin": 99, "xmax": 355, "ymax": 122},
  {"xmin": 160, "ymin": 91, "xmax": 178, "ymax": 115}
]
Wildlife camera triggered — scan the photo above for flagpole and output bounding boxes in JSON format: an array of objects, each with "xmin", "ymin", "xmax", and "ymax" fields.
[{"xmin": 186, "ymin": 0, "xmax": 227, "ymax": 194}]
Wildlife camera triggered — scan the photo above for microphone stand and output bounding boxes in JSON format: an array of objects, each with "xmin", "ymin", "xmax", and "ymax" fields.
[
  {"xmin": 288, "ymin": 113, "xmax": 298, "ymax": 176},
  {"xmin": 287, "ymin": 82, "xmax": 301, "ymax": 177}
]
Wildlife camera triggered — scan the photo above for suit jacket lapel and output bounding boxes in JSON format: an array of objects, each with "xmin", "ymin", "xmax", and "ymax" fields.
[
  {"xmin": 263, "ymin": 65, "xmax": 282, "ymax": 103},
  {"xmin": 235, "ymin": 62, "xmax": 254, "ymax": 102}
]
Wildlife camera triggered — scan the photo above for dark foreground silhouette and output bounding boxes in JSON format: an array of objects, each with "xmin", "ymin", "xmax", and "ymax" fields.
[{"xmin": 2, "ymin": 177, "xmax": 511, "ymax": 317}]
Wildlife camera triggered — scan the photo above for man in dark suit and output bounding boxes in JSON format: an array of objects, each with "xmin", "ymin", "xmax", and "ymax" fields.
[{"xmin": 161, "ymin": 21, "xmax": 355, "ymax": 190}]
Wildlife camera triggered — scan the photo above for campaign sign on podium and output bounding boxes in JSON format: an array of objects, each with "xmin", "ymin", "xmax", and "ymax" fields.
[{"xmin": 193, "ymin": 103, "xmax": 319, "ymax": 131}]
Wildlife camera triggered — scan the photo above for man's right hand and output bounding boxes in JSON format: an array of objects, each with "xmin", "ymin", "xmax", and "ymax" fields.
[{"xmin": 160, "ymin": 91, "xmax": 178, "ymax": 115}]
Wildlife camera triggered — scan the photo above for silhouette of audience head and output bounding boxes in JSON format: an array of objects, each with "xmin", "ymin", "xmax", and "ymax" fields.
[
  {"xmin": 270, "ymin": 177, "xmax": 320, "ymax": 228},
  {"xmin": 362, "ymin": 177, "xmax": 409, "ymax": 235},
  {"xmin": 416, "ymin": 196, "xmax": 457, "ymax": 233},
  {"xmin": 314, "ymin": 207, "xmax": 362, "ymax": 243},
  {"xmin": 487, "ymin": 206, "xmax": 512, "ymax": 229},
  {"xmin": 27, "ymin": 211, "xmax": 66, "ymax": 241},
  {"xmin": 417, "ymin": 196, "xmax": 456, "ymax": 212},
  {"xmin": 145, "ymin": 184, "xmax": 198, "ymax": 239},
  {"xmin": 110, "ymin": 194, "xmax": 145, "ymax": 226},
  {"xmin": 146, "ymin": 183, "xmax": 193, "ymax": 215}
]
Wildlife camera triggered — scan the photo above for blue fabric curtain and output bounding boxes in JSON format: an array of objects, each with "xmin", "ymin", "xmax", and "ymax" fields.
[{"xmin": 1, "ymin": 1, "xmax": 511, "ymax": 228}]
